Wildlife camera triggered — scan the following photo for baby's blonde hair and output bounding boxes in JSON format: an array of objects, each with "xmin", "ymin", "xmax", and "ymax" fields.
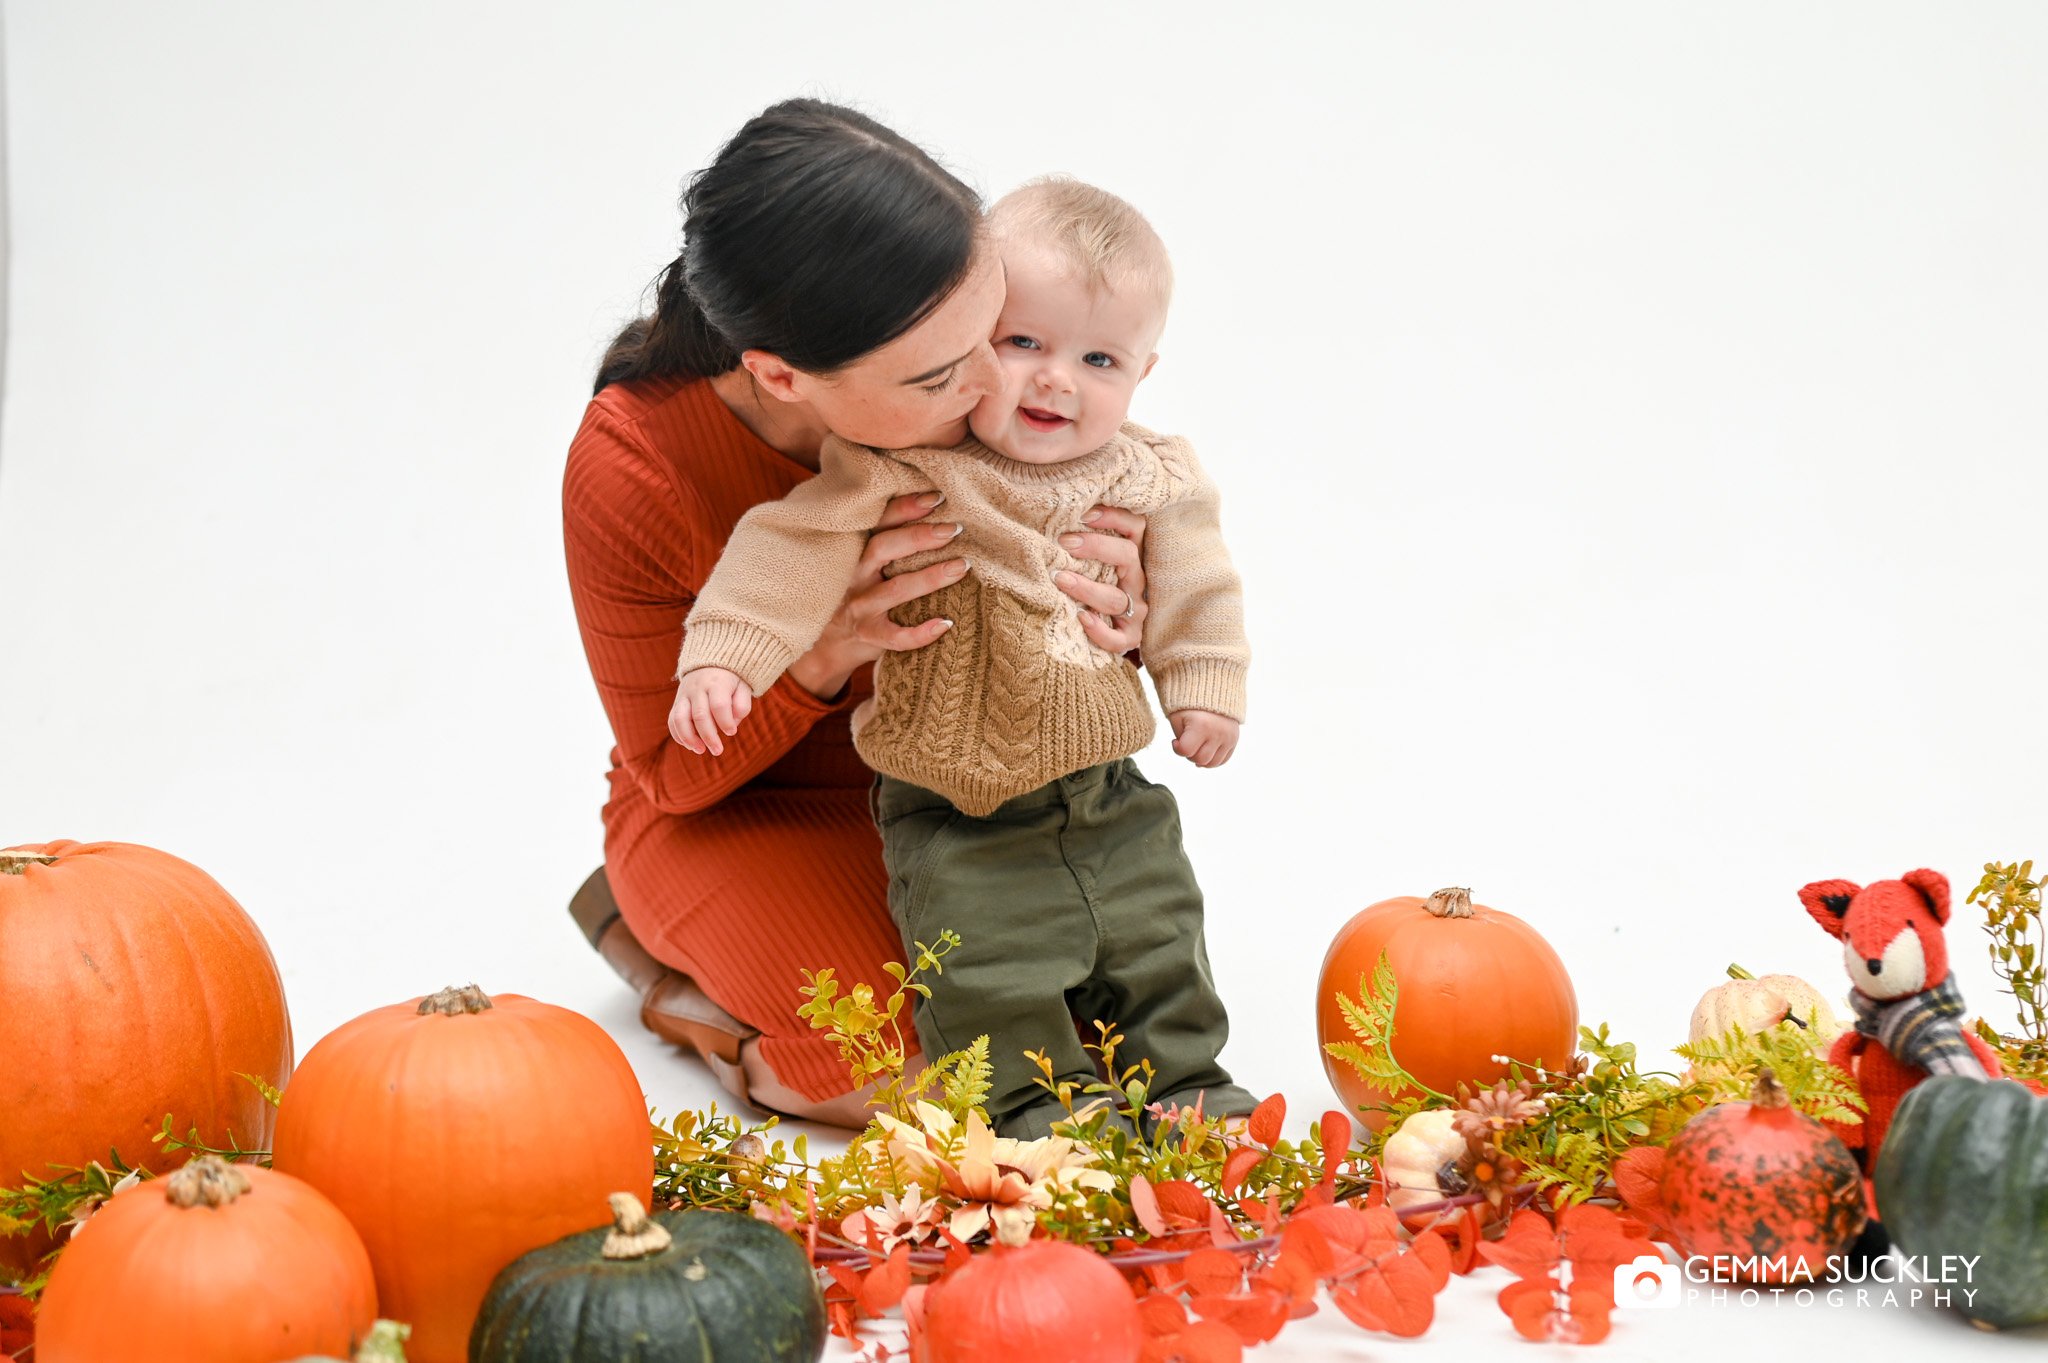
[{"xmin": 989, "ymin": 175, "xmax": 1174, "ymax": 312}]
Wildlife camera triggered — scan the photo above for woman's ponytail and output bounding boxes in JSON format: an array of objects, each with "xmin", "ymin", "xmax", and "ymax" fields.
[
  {"xmin": 593, "ymin": 253, "xmax": 739, "ymax": 395},
  {"xmin": 594, "ymin": 99, "xmax": 982, "ymax": 396}
]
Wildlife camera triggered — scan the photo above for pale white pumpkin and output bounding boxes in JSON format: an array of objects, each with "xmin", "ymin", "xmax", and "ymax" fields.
[
  {"xmin": 1688, "ymin": 967, "xmax": 1843, "ymax": 1048},
  {"xmin": 1381, "ymin": 1108, "xmax": 1469, "ymax": 1227}
]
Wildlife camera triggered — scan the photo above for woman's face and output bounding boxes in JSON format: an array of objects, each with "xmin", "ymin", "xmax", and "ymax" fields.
[{"xmin": 768, "ymin": 245, "xmax": 1007, "ymax": 449}]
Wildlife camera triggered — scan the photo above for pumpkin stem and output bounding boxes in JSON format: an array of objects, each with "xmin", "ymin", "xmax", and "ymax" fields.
[
  {"xmin": 1750, "ymin": 1066, "xmax": 1790, "ymax": 1110},
  {"xmin": 418, "ymin": 984, "xmax": 494, "ymax": 1016},
  {"xmin": 602, "ymin": 1191, "xmax": 673, "ymax": 1260},
  {"xmin": 0, "ymin": 852, "xmax": 59, "ymax": 875},
  {"xmin": 1424, "ymin": 887, "xmax": 1476, "ymax": 919},
  {"xmin": 164, "ymin": 1155, "xmax": 252, "ymax": 1208},
  {"xmin": 354, "ymin": 1320, "xmax": 413, "ymax": 1363},
  {"xmin": 1727, "ymin": 963, "xmax": 1756, "ymax": 981}
]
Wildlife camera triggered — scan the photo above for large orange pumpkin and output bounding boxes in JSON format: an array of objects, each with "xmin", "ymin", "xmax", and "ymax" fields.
[
  {"xmin": 35, "ymin": 1157, "xmax": 376, "ymax": 1361},
  {"xmin": 1316, "ymin": 887, "xmax": 1578, "ymax": 1131},
  {"xmin": 0, "ymin": 841, "xmax": 293, "ymax": 1278},
  {"xmin": 272, "ymin": 985, "xmax": 654, "ymax": 1363}
]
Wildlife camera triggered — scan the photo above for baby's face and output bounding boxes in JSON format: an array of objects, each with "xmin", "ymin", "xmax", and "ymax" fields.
[{"xmin": 968, "ymin": 244, "xmax": 1163, "ymax": 464}]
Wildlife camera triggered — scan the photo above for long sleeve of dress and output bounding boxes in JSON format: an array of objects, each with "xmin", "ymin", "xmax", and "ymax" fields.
[
  {"xmin": 564, "ymin": 407, "xmax": 854, "ymax": 815},
  {"xmin": 676, "ymin": 437, "xmax": 925, "ymax": 694},
  {"xmin": 1137, "ymin": 447, "xmax": 1251, "ymax": 722}
]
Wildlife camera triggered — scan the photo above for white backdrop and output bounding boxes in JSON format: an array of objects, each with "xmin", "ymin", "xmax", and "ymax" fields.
[{"xmin": 4, "ymin": 3, "xmax": 2045, "ymax": 1356}]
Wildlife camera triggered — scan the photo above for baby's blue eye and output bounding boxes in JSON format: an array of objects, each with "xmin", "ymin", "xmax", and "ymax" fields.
[
  {"xmin": 1085, "ymin": 352, "xmax": 1115, "ymax": 369},
  {"xmin": 1005, "ymin": 335, "xmax": 1040, "ymax": 350}
]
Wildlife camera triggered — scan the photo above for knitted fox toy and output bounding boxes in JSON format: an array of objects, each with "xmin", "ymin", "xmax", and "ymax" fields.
[{"xmin": 1798, "ymin": 869, "xmax": 2002, "ymax": 1171}]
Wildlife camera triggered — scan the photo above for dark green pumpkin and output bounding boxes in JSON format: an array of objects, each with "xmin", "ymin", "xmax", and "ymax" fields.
[
  {"xmin": 468, "ymin": 1195, "xmax": 827, "ymax": 1363},
  {"xmin": 1873, "ymin": 1076, "xmax": 2048, "ymax": 1330}
]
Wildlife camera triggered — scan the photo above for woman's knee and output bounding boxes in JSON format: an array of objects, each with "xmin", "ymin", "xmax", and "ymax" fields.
[{"xmin": 734, "ymin": 1035, "xmax": 885, "ymax": 1130}]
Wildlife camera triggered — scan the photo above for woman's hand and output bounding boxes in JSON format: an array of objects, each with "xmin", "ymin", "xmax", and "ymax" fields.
[
  {"xmin": 1054, "ymin": 505, "xmax": 1150, "ymax": 655},
  {"xmin": 784, "ymin": 490, "xmax": 968, "ymax": 701}
]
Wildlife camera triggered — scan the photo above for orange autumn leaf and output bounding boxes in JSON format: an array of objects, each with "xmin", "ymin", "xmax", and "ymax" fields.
[
  {"xmin": 1208, "ymin": 1203, "xmax": 1238, "ymax": 1248},
  {"xmin": 1182, "ymin": 1247, "xmax": 1244, "ymax": 1297},
  {"xmin": 1130, "ymin": 1174, "xmax": 1169, "ymax": 1238},
  {"xmin": 1429, "ymin": 1206, "xmax": 1484, "ymax": 1276},
  {"xmin": 1142, "ymin": 1319, "xmax": 1243, "ymax": 1363},
  {"xmin": 1139, "ymin": 1293, "xmax": 1190, "ymax": 1335},
  {"xmin": 1153, "ymin": 1179, "xmax": 1213, "ymax": 1226},
  {"xmin": 1278, "ymin": 1217, "xmax": 1337, "ymax": 1275},
  {"xmin": 1331, "ymin": 1246, "xmax": 1437, "ymax": 1338},
  {"xmin": 1286, "ymin": 1202, "xmax": 1351, "ymax": 1244},
  {"xmin": 1319, "ymin": 1110, "xmax": 1352, "ymax": 1186},
  {"xmin": 859, "ymin": 1244, "xmax": 914, "ymax": 1315},
  {"xmin": 1254, "ymin": 1243, "xmax": 1321, "ymax": 1302},
  {"xmin": 1189, "ymin": 1289, "xmax": 1290, "ymax": 1346},
  {"xmin": 1247, "ymin": 1093, "xmax": 1285, "ymax": 1148},
  {"xmin": 1501, "ymin": 1276, "xmax": 1614, "ymax": 1345},
  {"xmin": 825, "ymin": 1263, "xmax": 865, "ymax": 1301},
  {"xmin": 1408, "ymin": 1222, "xmax": 1453, "ymax": 1292},
  {"xmin": 1220, "ymin": 1145, "xmax": 1263, "ymax": 1197},
  {"xmin": 1552, "ymin": 1204, "xmax": 1663, "ymax": 1298},
  {"xmin": 1355, "ymin": 1205, "xmax": 1404, "ymax": 1246},
  {"xmin": 1476, "ymin": 1209, "xmax": 1563, "ymax": 1282}
]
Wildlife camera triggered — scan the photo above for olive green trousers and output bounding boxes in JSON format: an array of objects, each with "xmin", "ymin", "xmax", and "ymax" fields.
[{"xmin": 872, "ymin": 757, "xmax": 1258, "ymax": 1141}]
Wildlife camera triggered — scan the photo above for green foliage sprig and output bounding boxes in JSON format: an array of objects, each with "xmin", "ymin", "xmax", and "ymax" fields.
[
  {"xmin": 654, "ymin": 935, "xmax": 1368, "ymax": 1250},
  {"xmin": 1325, "ymin": 952, "xmax": 1864, "ymax": 1207},
  {"xmin": 1969, "ymin": 860, "xmax": 2048, "ymax": 1086},
  {"xmin": 0, "ymin": 1074, "xmax": 280, "ymax": 1295}
]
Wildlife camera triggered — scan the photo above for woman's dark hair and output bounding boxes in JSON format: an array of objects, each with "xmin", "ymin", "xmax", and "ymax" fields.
[{"xmin": 595, "ymin": 99, "xmax": 983, "ymax": 395}]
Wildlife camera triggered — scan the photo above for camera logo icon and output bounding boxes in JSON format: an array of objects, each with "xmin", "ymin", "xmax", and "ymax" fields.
[{"xmin": 1613, "ymin": 1254, "xmax": 1681, "ymax": 1309}]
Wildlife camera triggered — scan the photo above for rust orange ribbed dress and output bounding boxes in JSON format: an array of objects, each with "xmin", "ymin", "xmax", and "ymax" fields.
[{"xmin": 563, "ymin": 374, "xmax": 915, "ymax": 1102}]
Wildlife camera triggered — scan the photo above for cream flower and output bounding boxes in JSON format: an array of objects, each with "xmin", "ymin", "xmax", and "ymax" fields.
[
  {"xmin": 861, "ymin": 1104, "xmax": 1114, "ymax": 1247},
  {"xmin": 840, "ymin": 1184, "xmax": 943, "ymax": 1254}
]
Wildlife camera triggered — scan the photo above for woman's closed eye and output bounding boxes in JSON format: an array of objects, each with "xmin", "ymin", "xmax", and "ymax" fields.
[{"xmin": 920, "ymin": 367, "xmax": 960, "ymax": 395}]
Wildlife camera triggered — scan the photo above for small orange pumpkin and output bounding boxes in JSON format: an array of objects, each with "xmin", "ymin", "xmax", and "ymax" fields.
[
  {"xmin": 0, "ymin": 842, "xmax": 293, "ymax": 1277},
  {"xmin": 272, "ymin": 985, "xmax": 653, "ymax": 1363},
  {"xmin": 1317, "ymin": 887, "xmax": 1578, "ymax": 1130},
  {"xmin": 35, "ymin": 1157, "xmax": 376, "ymax": 1361}
]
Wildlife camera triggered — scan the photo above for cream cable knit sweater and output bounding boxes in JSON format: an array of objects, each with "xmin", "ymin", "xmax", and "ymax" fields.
[{"xmin": 676, "ymin": 422, "xmax": 1249, "ymax": 816}]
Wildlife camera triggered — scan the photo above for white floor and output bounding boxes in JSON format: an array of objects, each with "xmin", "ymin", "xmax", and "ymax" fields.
[{"xmin": 6, "ymin": 3, "xmax": 2047, "ymax": 1357}]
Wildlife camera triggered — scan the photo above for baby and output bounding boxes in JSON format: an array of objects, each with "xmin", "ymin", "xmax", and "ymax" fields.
[{"xmin": 673, "ymin": 177, "xmax": 1256, "ymax": 1140}]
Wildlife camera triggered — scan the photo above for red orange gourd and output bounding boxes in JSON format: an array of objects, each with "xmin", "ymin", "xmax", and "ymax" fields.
[
  {"xmin": 272, "ymin": 985, "xmax": 653, "ymax": 1363},
  {"xmin": 1658, "ymin": 1068, "xmax": 1866, "ymax": 1282},
  {"xmin": 34, "ymin": 1157, "xmax": 376, "ymax": 1361},
  {"xmin": 0, "ymin": 841, "xmax": 294, "ymax": 1277},
  {"xmin": 1316, "ymin": 887, "xmax": 1578, "ymax": 1130},
  {"xmin": 918, "ymin": 1238, "xmax": 1142, "ymax": 1363}
]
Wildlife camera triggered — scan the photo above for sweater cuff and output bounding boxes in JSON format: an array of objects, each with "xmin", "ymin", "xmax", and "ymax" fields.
[
  {"xmin": 1153, "ymin": 660, "xmax": 1248, "ymax": 723},
  {"xmin": 675, "ymin": 618, "xmax": 801, "ymax": 695}
]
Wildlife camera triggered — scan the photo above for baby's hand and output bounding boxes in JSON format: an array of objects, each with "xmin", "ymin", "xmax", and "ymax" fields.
[
  {"xmin": 1168, "ymin": 710, "xmax": 1239, "ymax": 768},
  {"xmin": 669, "ymin": 667, "xmax": 754, "ymax": 757}
]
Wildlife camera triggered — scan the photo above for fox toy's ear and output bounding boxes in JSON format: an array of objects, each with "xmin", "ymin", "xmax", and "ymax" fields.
[
  {"xmin": 1901, "ymin": 868, "xmax": 1951, "ymax": 924},
  {"xmin": 1798, "ymin": 879, "xmax": 1861, "ymax": 939}
]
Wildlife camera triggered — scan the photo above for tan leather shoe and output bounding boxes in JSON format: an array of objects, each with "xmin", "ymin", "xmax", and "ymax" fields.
[{"xmin": 569, "ymin": 867, "xmax": 757, "ymax": 1074}]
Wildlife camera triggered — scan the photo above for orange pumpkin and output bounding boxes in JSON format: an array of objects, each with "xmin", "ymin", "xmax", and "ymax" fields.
[
  {"xmin": 272, "ymin": 985, "xmax": 654, "ymax": 1363},
  {"xmin": 35, "ymin": 1157, "xmax": 376, "ymax": 1361},
  {"xmin": 1316, "ymin": 887, "xmax": 1578, "ymax": 1131},
  {"xmin": 0, "ymin": 841, "xmax": 293, "ymax": 1277}
]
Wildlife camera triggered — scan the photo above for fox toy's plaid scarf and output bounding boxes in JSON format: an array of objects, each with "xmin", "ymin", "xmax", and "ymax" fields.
[{"xmin": 1850, "ymin": 975, "xmax": 1997, "ymax": 1078}]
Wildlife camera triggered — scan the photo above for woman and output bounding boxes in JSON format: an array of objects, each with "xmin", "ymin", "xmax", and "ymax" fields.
[{"xmin": 563, "ymin": 99, "xmax": 1153, "ymax": 1126}]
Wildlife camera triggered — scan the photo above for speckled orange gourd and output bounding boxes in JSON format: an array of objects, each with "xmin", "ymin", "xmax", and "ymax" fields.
[{"xmin": 1660, "ymin": 1069, "xmax": 1866, "ymax": 1282}]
